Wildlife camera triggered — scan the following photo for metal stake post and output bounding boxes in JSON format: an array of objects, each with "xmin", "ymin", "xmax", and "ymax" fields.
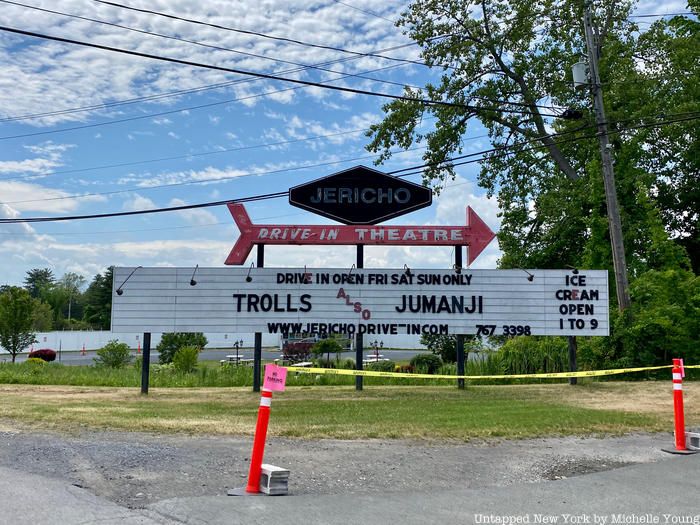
[
  {"xmin": 253, "ymin": 245, "xmax": 265, "ymax": 392},
  {"xmin": 140, "ymin": 332, "xmax": 151, "ymax": 395},
  {"xmin": 355, "ymin": 244, "xmax": 364, "ymax": 391},
  {"xmin": 568, "ymin": 336, "xmax": 578, "ymax": 385},
  {"xmin": 455, "ymin": 246, "xmax": 465, "ymax": 389}
]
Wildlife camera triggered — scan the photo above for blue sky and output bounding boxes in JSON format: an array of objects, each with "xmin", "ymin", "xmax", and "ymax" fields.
[{"xmin": 0, "ymin": 0, "xmax": 685, "ymax": 286}]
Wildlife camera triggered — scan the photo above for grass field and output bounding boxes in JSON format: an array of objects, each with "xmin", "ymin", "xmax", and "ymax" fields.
[{"xmin": 0, "ymin": 381, "xmax": 696, "ymax": 440}]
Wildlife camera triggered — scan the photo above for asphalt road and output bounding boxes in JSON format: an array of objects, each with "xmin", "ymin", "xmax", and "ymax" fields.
[
  {"xmin": 8, "ymin": 347, "xmax": 422, "ymax": 366},
  {"xmin": 1, "ymin": 429, "xmax": 698, "ymax": 525}
]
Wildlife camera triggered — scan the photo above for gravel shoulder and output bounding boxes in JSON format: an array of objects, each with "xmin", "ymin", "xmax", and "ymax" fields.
[{"xmin": 0, "ymin": 424, "xmax": 673, "ymax": 509}]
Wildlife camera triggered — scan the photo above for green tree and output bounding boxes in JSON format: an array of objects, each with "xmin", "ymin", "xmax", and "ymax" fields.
[
  {"xmin": 366, "ymin": 0, "xmax": 698, "ymax": 298},
  {"xmin": 82, "ymin": 267, "xmax": 114, "ymax": 329},
  {"xmin": 311, "ymin": 338, "xmax": 344, "ymax": 362},
  {"xmin": 629, "ymin": 11, "xmax": 700, "ymax": 272},
  {"xmin": 23, "ymin": 268, "xmax": 55, "ymax": 299},
  {"xmin": 579, "ymin": 269, "xmax": 700, "ymax": 369},
  {"xmin": 59, "ymin": 272, "xmax": 86, "ymax": 324},
  {"xmin": 420, "ymin": 333, "xmax": 457, "ymax": 362},
  {"xmin": 156, "ymin": 333, "xmax": 208, "ymax": 364},
  {"xmin": 30, "ymin": 299, "xmax": 54, "ymax": 332},
  {"xmin": 0, "ymin": 287, "xmax": 38, "ymax": 363},
  {"xmin": 39, "ymin": 284, "xmax": 71, "ymax": 329}
]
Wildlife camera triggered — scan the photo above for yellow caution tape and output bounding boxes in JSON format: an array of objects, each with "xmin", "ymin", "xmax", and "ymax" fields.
[{"xmin": 286, "ymin": 364, "xmax": 677, "ymax": 380}]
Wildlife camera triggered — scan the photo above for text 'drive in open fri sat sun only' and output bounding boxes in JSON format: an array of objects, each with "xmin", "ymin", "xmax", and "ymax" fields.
[{"xmin": 111, "ymin": 267, "xmax": 609, "ymax": 337}]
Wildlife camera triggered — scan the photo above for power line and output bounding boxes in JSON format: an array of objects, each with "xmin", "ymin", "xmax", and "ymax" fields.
[
  {"xmin": 329, "ymin": 0, "xmax": 397, "ymax": 23},
  {"xmin": 1, "ymin": 145, "xmax": 429, "ymax": 205},
  {"xmin": 0, "ymin": 25, "xmax": 563, "ymax": 122},
  {"xmin": 0, "ymin": 41, "xmax": 423, "ymax": 124},
  {"xmin": 0, "ymin": 6, "xmax": 558, "ymax": 127},
  {"xmin": 0, "ymin": 128, "xmax": 371, "ymax": 183},
  {"xmin": 0, "ymin": 213, "xmax": 303, "ymax": 237},
  {"xmin": 0, "ymin": 62, "xmax": 409, "ymax": 141},
  {"xmin": 92, "ymin": 0, "xmax": 423, "ymax": 66},
  {"xmin": 4, "ymin": 112, "xmax": 697, "ymax": 224},
  {"xmin": 0, "ymin": 190, "xmax": 288, "ymax": 223},
  {"xmin": 0, "ymin": 0, "xmax": 423, "ymax": 93},
  {"xmin": 392, "ymin": 112, "xmax": 700, "ymax": 179}
]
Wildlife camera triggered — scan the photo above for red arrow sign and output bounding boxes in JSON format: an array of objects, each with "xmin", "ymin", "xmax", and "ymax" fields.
[{"xmin": 225, "ymin": 203, "xmax": 495, "ymax": 266}]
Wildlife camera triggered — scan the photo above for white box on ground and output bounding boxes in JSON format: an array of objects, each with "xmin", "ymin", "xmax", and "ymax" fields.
[{"xmin": 259, "ymin": 464, "xmax": 290, "ymax": 495}]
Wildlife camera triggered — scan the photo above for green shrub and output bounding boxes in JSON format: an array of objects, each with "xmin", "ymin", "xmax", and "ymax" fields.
[
  {"xmin": 314, "ymin": 357, "xmax": 336, "ymax": 368},
  {"xmin": 172, "ymin": 345, "xmax": 200, "ymax": 373},
  {"xmin": 436, "ymin": 362, "xmax": 456, "ymax": 376},
  {"xmin": 366, "ymin": 360, "xmax": 395, "ymax": 372},
  {"xmin": 94, "ymin": 340, "xmax": 132, "ymax": 369},
  {"xmin": 26, "ymin": 357, "xmax": 46, "ymax": 366},
  {"xmin": 497, "ymin": 336, "xmax": 568, "ymax": 374},
  {"xmin": 410, "ymin": 353, "xmax": 443, "ymax": 374},
  {"xmin": 157, "ymin": 333, "xmax": 208, "ymax": 364},
  {"xmin": 339, "ymin": 358, "xmax": 356, "ymax": 369},
  {"xmin": 311, "ymin": 338, "xmax": 344, "ymax": 361}
]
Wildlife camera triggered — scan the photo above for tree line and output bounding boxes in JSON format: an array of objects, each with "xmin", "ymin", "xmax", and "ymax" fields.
[
  {"xmin": 367, "ymin": 0, "xmax": 699, "ymax": 368},
  {"xmin": 0, "ymin": 267, "xmax": 114, "ymax": 330}
]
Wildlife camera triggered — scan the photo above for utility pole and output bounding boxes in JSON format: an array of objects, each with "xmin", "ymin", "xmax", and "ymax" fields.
[{"xmin": 582, "ymin": 0, "xmax": 631, "ymax": 311}]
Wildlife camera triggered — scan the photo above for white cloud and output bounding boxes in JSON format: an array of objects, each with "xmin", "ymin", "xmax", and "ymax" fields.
[
  {"xmin": 0, "ymin": 202, "xmax": 38, "ymax": 237},
  {"xmin": 0, "ymin": 141, "xmax": 74, "ymax": 175},
  {"xmin": 122, "ymin": 194, "xmax": 157, "ymax": 212},
  {"xmin": 0, "ymin": 0, "xmax": 416, "ymax": 127},
  {"xmin": 0, "ymin": 157, "xmax": 61, "ymax": 175},
  {"xmin": 434, "ymin": 175, "xmax": 501, "ymax": 228},
  {"xmin": 118, "ymin": 166, "xmax": 249, "ymax": 188},
  {"xmin": 169, "ymin": 198, "xmax": 217, "ymax": 225},
  {"xmin": 0, "ymin": 181, "xmax": 106, "ymax": 213}
]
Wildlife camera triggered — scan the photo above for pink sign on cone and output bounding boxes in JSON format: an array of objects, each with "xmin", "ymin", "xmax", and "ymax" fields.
[{"xmin": 263, "ymin": 364, "xmax": 287, "ymax": 392}]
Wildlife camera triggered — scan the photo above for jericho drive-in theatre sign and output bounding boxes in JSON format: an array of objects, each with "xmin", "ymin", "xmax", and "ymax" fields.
[
  {"xmin": 111, "ymin": 267, "xmax": 610, "ymax": 337},
  {"xmin": 226, "ymin": 165, "xmax": 495, "ymax": 265},
  {"xmin": 224, "ymin": 203, "xmax": 496, "ymax": 266},
  {"xmin": 288, "ymin": 165, "xmax": 432, "ymax": 224}
]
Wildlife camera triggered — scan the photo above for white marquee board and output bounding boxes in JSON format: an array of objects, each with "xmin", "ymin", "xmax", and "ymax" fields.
[{"xmin": 111, "ymin": 267, "xmax": 609, "ymax": 336}]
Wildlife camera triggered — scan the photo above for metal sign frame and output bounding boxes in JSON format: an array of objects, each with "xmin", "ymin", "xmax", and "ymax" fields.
[{"xmin": 112, "ymin": 267, "xmax": 609, "ymax": 337}]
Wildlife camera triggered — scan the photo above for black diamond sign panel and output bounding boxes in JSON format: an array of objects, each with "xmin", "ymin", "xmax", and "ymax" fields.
[{"xmin": 289, "ymin": 165, "xmax": 432, "ymax": 224}]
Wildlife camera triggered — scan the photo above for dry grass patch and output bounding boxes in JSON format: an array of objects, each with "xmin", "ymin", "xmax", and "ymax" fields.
[
  {"xmin": 503, "ymin": 381, "xmax": 699, "ymax": 420},
  {"xmin": 0, "ymin": 382, "xmax": 689, "ymax": 440}
]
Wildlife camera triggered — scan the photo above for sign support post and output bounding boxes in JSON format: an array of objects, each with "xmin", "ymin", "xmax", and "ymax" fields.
[
  {"xmin": 568, "ymin": 336, "xmax": 578, "ymax": 386},
  {"xmin": 355, "ymin": 244, "xmax": 364, "ymax": 391},
  {"xmin": 253, "ymin": 245, "xmax": 265, "ymax": 393},
  {"xmin": 455, "ymin": 246, "xmax": 465, "ymax": 390},
  {"xmin": 140, "ymin": 332, "xmax": 151, "ymax": 395}
]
